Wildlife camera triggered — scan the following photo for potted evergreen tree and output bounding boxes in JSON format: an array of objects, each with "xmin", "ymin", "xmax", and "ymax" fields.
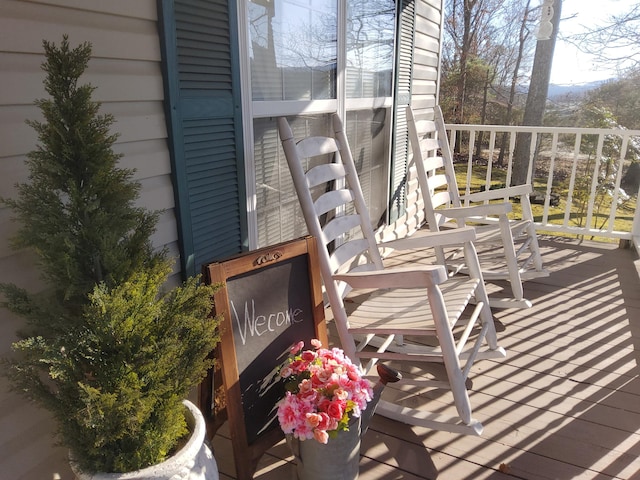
[{"xmin": 0, "ymin": 36, "xmax": 221, "ymax": 478}]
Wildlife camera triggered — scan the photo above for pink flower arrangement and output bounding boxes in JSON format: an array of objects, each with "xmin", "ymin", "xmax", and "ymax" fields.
[{"xmin": 276, "ymin": 339, "xmax": 373, "ymax": 444}]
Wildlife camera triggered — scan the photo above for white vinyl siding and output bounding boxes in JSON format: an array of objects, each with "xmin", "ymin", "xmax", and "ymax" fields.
[
  {"xmin": 0, "ymin": 1, "xmax": 175, "ymax": 478},
  {"xmin": 411, "ymin": 0, "xmax": 443, "ymax": 116}
]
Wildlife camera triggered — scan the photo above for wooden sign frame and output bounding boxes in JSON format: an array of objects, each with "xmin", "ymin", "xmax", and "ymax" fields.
[{"xmin": 200, "ymin": 236, "xmax": 327, "ymax": 480}]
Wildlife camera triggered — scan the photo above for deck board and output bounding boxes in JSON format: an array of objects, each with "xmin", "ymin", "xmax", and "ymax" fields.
[{"xmin": 211, "ymin": 236, "xmax": 640, "ymax": 480}]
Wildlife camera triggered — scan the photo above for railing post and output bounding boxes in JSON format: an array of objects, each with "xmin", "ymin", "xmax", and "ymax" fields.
[{"xmin": 632, "ymin": 193, "xmax": 640, "ymax": 252}]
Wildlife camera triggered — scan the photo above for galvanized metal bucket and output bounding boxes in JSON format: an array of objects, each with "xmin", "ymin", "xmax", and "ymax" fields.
[{"xmin": 286, "ymin": 417, "xmax": 361, "ymax": 480}]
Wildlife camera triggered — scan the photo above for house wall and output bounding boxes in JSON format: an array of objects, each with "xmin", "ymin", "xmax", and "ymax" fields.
[
  {"xmin": 0, "ymin": 1, "xmax": 176, "ymax": 478},
  {"xmin": 0, "ymin": 0, "xmax": 445, "ymax": 477},
  {"xmin": 411, "ymin": 0, "xmax": 443, "ymax": 119}
]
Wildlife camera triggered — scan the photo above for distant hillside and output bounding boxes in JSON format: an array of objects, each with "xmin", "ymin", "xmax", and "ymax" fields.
[{"xmin": 547, "ymin": 79, "xmax": 612, "ymax": 99}]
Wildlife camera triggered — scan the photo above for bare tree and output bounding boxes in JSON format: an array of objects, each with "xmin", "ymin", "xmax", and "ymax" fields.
[
  {"xmin": 442, "ymin": 0, "xmax": 537, "ymax": 125},
  {"xmin": 512, "ymin": 0, "xmax": 562, "ymax": 186},
  {"xmin": 572, "ymin": 3, "xmax": 640, "ymax": 71},
  {"xmin": 444, "ymin": 0, "xmax": 500, "ymax": 124},
  {"xmin": 497, "ymin": 0, "xmax": 536, "ymax": 165}
]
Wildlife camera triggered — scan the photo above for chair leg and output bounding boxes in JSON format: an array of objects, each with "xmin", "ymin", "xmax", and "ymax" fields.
[
  {"xmin": 521, "ymin": 193, "xmax": 547, "ymax": 274},
  {"xmin": 462, "ymin": 241, "xmax": 508, "ymax": 354},
  {"xmin": 527, "ymin": 222, "xmax": 545, "ymax": 272},
  {"xmin": 426, "ymin": 284, "xmax": 473, "ymax": 425},
  {"xmin": 498, "ymin": 214, "xmax": 525, "ymax": 301}
]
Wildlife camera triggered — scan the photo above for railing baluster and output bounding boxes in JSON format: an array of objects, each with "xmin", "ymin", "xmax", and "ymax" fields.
[
  {"xmin": 527, "ymin": 133, "xmax": 537, "ymax": 185},
  {"xmin": 608, "ymin": 134, "xmax": 629, "ymax": 234},
  {"xmin": 466, "ymin": 130, "xmax": 475, "ymax": 206},
  {"xmin": 634, "ymin": 188, "xmax": 640, "ymax": 242},
  {"xmin": 542, "ymin": 133, "xmax": 559, "ymax": 225},
  {"xmin": 487, "ymin": 130, "xmax": 500, "ymax": 202},
  {"xmin": 564, "ymin": 133, "xmax": 581, "ymax": 229},
  {"xmin": 586, "ymin": 134, "xmax": 605, "ymax": 232},
  {"xmin": 484, "ymin": 129, "xmax": 492, "ymax": 198},
  {"xmin": 506, "ymin": 132, "xmax": 515, "ymax": 187}
]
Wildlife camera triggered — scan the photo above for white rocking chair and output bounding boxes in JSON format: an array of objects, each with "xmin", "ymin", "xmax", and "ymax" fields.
[
  {"xmin": 406, "ymin": 105, "xmax": 549, "ymax": 309},
  {"xmin": 278, "ymin": 114, "xmax": 506, "ymax": 436}
]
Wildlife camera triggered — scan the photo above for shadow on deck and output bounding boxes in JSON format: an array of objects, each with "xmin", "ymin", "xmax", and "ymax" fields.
[{"xmin": 213, "ymin": 237, "xmax": 640, "ymax": 480}]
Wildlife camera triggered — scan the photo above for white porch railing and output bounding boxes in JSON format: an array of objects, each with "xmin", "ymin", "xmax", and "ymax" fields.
[{"xmin": 444, "ymin": 124, "xmax": 640, "ymax": 254}]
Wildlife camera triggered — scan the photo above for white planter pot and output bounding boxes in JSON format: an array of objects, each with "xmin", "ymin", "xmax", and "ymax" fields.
[{"xmin": 71, "ymin": 400, "xmax": 219, "ymax": 480}]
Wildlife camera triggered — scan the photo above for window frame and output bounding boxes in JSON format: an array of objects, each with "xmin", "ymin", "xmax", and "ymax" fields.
[{"xmin": 237, "ymin": 0, "xmax": 397, "ymax": 249}]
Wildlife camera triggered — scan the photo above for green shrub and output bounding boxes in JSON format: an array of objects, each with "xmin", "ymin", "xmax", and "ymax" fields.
[{"xmin": 1, "ymin": 36, "xmax": 220, "ymax": 473}]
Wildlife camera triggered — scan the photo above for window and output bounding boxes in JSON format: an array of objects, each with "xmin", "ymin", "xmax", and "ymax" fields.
[
  {"xmin": 249, "ymin": 0, "xmax": 337, "ymax": 101},
  {"xmin": 346, "ymin": 0, "xmax": 394, "ymax": 100},
  {"xmin": 241, "ymin": 0, "xmax": 396, "ymax": 248}
]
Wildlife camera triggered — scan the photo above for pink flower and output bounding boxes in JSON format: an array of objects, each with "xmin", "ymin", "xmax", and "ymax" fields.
[
  {"xmin": 333, "ymin": 387, "xmax": 348, "ymax": 401},
  {"xmin": 310, "ymin": 373, "xmax": 325, "ymax": 389},
  {"xmin": 290, "ymin": 341, "xmax": 304, "ymax": 355},
  {"xmin": 276, "ymin": 340, "xmax": 373, "ymax": 444},
  {"xmin": 299, "ymin": 378, "xmax": 313, "ymax": 394},
  {"xmin": 301, "ymin": 350, "xmax": 317, "ymax": 362},
  {"xmin": 346, "ymin": 364, "xmax": 360, "ymax": 381},
  {"xmin": 327, "ymin": 417, "xmax": 339, "ymax": 431},
  {"xmin": 325, "ymin": 399, "xmax": 346, "ymax": 420},
  {"xmin": 305, "ymin": 412, "xmax": 321, "ymax": 428},
  {"xmin": 317, "ymin": 397, "xmax": 331, "ymax": 413},
  {"xmin": 298, "ymin": 384, "xmax": 317, "ymax": 402},
  {"xmin": 277, "ymin": 393, "xmax": 302, "ymax": 434},
  {"xmin": 289, "ymin": 359, "xmax": 306, "ymax": 373},
  {"xmin": 316, "ymin": 412, "xmax": 331, "ymax": 430},
  {"xmin": 316, "ymin": 368, "xmax": 333, "ymax": 384},
  {"xmin": 313, "ymin": 429, "xmax": 329, "ymax": 444}
]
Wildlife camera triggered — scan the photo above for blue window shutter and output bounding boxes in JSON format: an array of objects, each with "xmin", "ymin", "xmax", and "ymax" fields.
[
  {"xmin": 388, "ymin": 0, "xmax": 416, "ymax": 223},
  {"xmin": 158, "ymin": 0, "xmax": 247, "ymax": 278}
]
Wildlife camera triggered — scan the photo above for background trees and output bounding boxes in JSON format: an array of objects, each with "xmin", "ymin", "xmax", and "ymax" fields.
[
  {"xmin": 441, "ymin": 0, "xmax": 640, "ymax": 134},
  {"xmin": 512, "ymin": 0, "xmax": 562, "ymax": 184},
  {"xmin": 439, "ymin": 0, "xmax": 639, "ymax": 229},
  {"xmin": 441, "ymin": 0, "xmax": 538, "ymax": 127},
  {"xmin": 578, "ymin": 73, "xmax": 640, "ymax": 131},
  {"xmin": 441, "ymin": 0, "xmax": 640, "ymax": 185}
]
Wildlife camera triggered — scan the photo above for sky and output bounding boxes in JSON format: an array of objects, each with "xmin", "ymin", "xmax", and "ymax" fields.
[{"xmin": 549, "ymin": 0, "xmax": 633, "ymax": 85}]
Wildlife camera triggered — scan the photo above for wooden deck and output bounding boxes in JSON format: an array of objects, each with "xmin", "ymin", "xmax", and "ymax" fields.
[{"xmin": 211, "ymin": 236, "xmax": 640, "ymax": 480}]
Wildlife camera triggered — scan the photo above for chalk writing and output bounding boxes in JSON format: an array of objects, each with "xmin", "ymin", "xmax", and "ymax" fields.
[{"xmin": 230, "ymin": 299, "xmax": 304, "ymax": 346}]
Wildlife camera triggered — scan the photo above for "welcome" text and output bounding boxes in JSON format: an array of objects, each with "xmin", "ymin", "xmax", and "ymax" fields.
[{"xmin": 230, "ymin": 299, "xmax": 304, "ymax": 346}]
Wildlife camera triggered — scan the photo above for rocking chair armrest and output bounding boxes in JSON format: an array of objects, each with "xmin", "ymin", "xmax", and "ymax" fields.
[
  {"xmin": 380, "ymin": 225, "xmax": 477, "ymax": 252},
  {"xmin": 333, "ymin": 265, "xmax": 449, "ymax": 289},
  {"xmin": 464, "ymin": 184, "xmax": 533, "ymax": 203},
  {"xmin": 444, "ymin": 202, "xmax": 512, "ymax": 218}
]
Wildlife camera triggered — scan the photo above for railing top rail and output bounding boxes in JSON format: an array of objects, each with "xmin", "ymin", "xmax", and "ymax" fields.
[{"xmin": 445, "ymin": 123, "xmax": 640, "ymax": 137}]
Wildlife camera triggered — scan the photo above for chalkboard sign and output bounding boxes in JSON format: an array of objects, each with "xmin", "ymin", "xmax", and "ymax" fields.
[{"xmin": 201, "ymin": 237, "xmax": 327, "ymax": 480}]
